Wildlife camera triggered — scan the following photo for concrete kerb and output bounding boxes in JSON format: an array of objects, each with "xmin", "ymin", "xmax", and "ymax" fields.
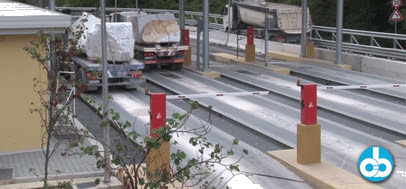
[
  {"xmin": 210, "ymin": 52, "xmax": 291, "ymax": 75},
  {"xmin": 267, "ymin": 149, "xmax": 383, "ymax": 189},
  {"xmin": 268, "ymin": 51, "xmax": 353, "ymax": 70},
  {"xmin": 395, "ymin": 140, "xmax": 406, "ymax": 147},
  {"xmin": 2, "ymin": 176, "xmax": 123, "ymax": 189},
  {"xmin": 182, "ymin": 64, "xmax": 221, "ymax": 79}
]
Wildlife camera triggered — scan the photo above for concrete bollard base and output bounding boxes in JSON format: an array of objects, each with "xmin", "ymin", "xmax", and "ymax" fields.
[
  {"xmin": 184, "ymin": 47, "xmax": 192, "ymax": 65},
  {"xmin": 245, "ymin": 44, "xmax": 256, "ymax": 62},
  {"xmin": 146, "ymin": 140, "xmax": 170, "ymax": 180},
  {"xmin": 297, "ymin": 123, "xmax": 321, "ymax": 164}
]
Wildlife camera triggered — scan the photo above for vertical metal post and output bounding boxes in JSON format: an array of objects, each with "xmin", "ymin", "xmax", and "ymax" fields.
[
  {"xmin": 197, "ymin": 17, "xmax": 202, "ymax": 71},
  {"xmin": 300, "ymin": 0, "xmax": 308, "ymax": 58},
  {"xmin": 48, "ymin": 0, "xmax": 55, "ymax": 11},
  {"xmin": 100, "ymin": 0, "xmax": 111, "ymax": 183},
  {"xmin": 226, "ymin": 0, "xmax": 232, "ymax": 45},
  {"xmin": 203, "ymin": 0, "xmax": 209, "ymax": 72},
  {"xmin": 393, "ymin": 21, "xmax": 397, "ymax": 49},
  {"xmin": 265, "ymin": 12, "xmax": 269, "ymax": 67},
  {"xmin": 39, "ymin": 0, "xmax": 44, "ymax": 8},
  {"xmin": 136, "ymin": 0, "xmax": 138, "ymax": 9},
  {"xmin": 114, "ymin": 0, "xmax": 117, "ymax": 22},
  {"xmin": 335, "ymin": 0, "xmax": 344, "ymax": 65},
  {"xmin": 179, "ymin": 0, "xmax": 185, "ymax": 31}
]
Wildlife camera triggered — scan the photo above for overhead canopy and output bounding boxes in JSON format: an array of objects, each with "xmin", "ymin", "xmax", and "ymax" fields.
[{"xmin": 0, "ymin": 0, "xmax": 71, "ymax": 35}]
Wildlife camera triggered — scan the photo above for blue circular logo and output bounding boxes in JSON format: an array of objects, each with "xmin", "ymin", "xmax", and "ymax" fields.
[{"xmin": 358, "ymin": 146, "xmax": 394, "ymax": 182}]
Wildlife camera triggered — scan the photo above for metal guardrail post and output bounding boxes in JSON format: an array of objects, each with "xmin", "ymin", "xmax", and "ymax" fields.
[
  {"xmin": 197, "ymin": 17, "xmax": 203, "ymax": 71},
  {"xmin": 300, "ymin": 0, "xmax": 308, "ymax": 58},
  {"xmin": 335, "ymin": 0, "xmax": 344, "ymax": 64},
  {"xmin": 179, "ymin": 0, "xmax": 185, "ymax": 31},
  {"xmin": 49, "ymin": 0, "xmax": 55, "ymax": 11},
  {"xmin": 203, "ymin": 0, "xmax": 209, "ymax": 72},
  {"xmin": 226, "ymin": 0, "xmax": 232, "ymax": 45},
  {"xmin": 265, "ymin": 14, "xmax": 269, "ymax": 67}
]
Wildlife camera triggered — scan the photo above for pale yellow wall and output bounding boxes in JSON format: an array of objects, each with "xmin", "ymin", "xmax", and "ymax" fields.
[{"xmin": 0, "ymin": 35, "xmax": 45, "ymax": 153}]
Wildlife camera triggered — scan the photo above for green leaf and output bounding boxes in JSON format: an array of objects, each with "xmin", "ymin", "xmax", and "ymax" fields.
[
  {"xmin": 96, "ymin": 160, "xmax": 103, "ymax": 169},
  {"xmin": 163, "ymin": 134, "xmax": 171, "ymax": 142},
  {"xmin": 188, "ymin": 159, "xmax": 196, "ymax": 166},
  {"xmin": 128, "ymin": 131, "xmax": 140, "ymax": 140},
  {"xmin": 243, "ymin": 149, "xmax": 249, "ymax": 155},
  {"xmin": 158, "ymin": 126, "xmax": 165, "ymax": 137},
  {"xmin": 183, "ymin": 168, "xmax": 190, "ymax": 178},
  {"xmin": 153, "ymin": 142, "xmax": 161, "ymax": 149},
  {"xmin": 95, "ymin": 178, "xmax": 100, "ymax": 185},
  {"xmin": 229, "ymin": 165, "xmax": 240, "ymax": 172},
  {"xmin": 139, "ymin": 178, "xmax": 145, "ymax": 185},
  {"xmin": 112, "ymin": 156, "xmax": 120, "ymax": 165},
  {"xmin": 100, "ymin": 121, "xmax": 108, "ymax": 128},
  {"xmin": 152, "ymin": 128, "xmax": 158, "ymax": 134},
  {"xmin": 124, "ymin": 121, "xmax": 132, "ymax": 128},
  {"xmin": 174, "ymin": 159, "xmax": 180, "ymax": 165},
  {"xmin": 233, "ymin": 138, "xmax": 239, "ymax": 145}
]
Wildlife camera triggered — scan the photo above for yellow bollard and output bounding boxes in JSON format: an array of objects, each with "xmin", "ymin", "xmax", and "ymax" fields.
[
  {"xmin": 306, "ymin": 41, "xmax": 315, "ymax": 59},
  {"xmin": 245, "ymin": 44, "xmax": 256, "ymax": 62},
  {"xmin": 184, "ymin": 47, "xmax": 192, "ymax": 66}
]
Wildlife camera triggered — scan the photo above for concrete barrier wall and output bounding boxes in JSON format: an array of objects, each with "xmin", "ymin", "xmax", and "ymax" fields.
[
  {"xmin": 189, "ymin": 27, "xmax": 406, "ymax": 81},
  {"xmin": 361, "ymin": 57, "xmax": 406, "ymax": 81}
]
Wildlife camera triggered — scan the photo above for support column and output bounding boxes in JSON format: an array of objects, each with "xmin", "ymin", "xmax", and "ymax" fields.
[
  {"xmin": 297, "ymin": 84, "xmax": 321, "ymax": 164},
  {"xmin": 179, "ymin": 0, "xmax": 185, "ymax": 31},
  {"xmin": 100, "ymin": 0, "xmax": 111, "ymax": 183},
  {"xmin": 245, "ymin": 27, "xmax": 255, "ymax": 62},
  {"xmin": 335, "ymin": 0, "xmax": 344, "ymax": 64},
  {"xmin": 147, "ymin": 93, "xmax": 170, "ymax": 180},
  {"xmin": 300, "ymin": 0, "xmax": 308, "ymax": 58},
  {"xmin": 264, "ymin": 13, "xmax": 269, "ymax": 67},
  {"xmin": 203, "ymin": 0, "xmax": 209, "ymax": 71}
]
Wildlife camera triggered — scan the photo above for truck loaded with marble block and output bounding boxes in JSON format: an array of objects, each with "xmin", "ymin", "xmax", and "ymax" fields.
[
  {"xmin": 70, "ymin": 12, "xmax": 144, "ymax": 92},
  {"xmin": 115, "ymin": 12, "xmax": 188, "ymax": 70}
]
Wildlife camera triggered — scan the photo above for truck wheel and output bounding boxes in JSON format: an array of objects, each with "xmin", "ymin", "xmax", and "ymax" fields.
[
  {"xmin": 176, "ymin": 63, "xmax": 183, "ymax": 70},
  {"xmin": 169, "ymin": 63, "xmax": 178, "ymax": 70}
]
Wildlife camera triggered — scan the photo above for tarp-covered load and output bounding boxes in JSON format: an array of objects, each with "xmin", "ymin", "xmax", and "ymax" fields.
[
  {"xmin": 70, "ymin": 12, "xmax": 135, "ymax": 62},
  {"xmin": 119, "ymin": 12, "xmax": 180, "ymax": 44}
]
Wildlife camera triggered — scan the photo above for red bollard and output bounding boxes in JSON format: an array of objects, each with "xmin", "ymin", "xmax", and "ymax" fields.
[
  {"xmin": 150, "ymin": 93, "xmax": 166, "ymax": 137},
  {"xmin": 297, "ymin": 83, "xmax": 321, "ymax": 164},
  {"xmin": 182, "ymin": 29, "xmax": 191, "ymax": 65},
  {"xmin": 247, "ymin": 27, "xmax": 254, "ymax": 45},
  {"xmin": 182, "ymin": 29, "xmax": 190, "ymax": 46},
  {"xmin": 300, "ymin": 84, "xmax": 317, "ymax": 125}
]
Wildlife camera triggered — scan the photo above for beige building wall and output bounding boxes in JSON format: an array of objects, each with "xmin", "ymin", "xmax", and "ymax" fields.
[{"xmin": 0, "ymin": 35, "xmax": 46, "ymax": 153}]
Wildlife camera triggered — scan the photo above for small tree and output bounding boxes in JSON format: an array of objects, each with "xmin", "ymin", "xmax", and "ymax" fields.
[
  {"xmin": 72, "ymin": 98, "xmax": 249, "ymax": 189},
  {"xmin": 24, "ymin": 18, "xmax": 87, "ymax": 188}
]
